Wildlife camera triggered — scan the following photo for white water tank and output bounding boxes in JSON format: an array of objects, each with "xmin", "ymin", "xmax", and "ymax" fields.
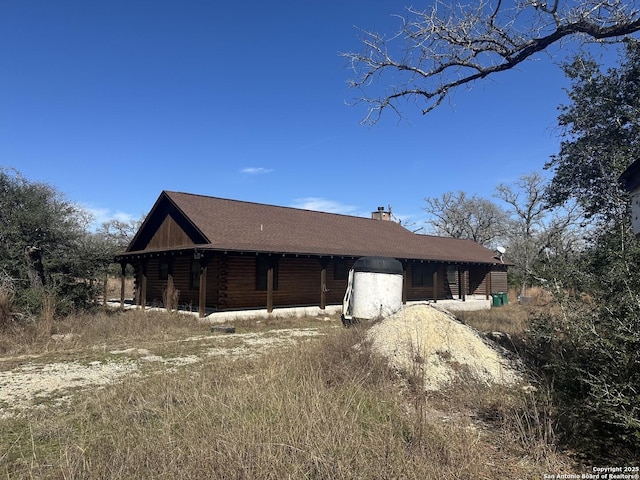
[{"xmin": 342, "ymin": 256, "xmax": 404, "ymax": 324}]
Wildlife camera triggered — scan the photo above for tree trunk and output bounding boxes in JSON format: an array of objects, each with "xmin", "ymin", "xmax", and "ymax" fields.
[{"xmin": 24, "ymin": 246, "xmax": 45, "ymax": 288}]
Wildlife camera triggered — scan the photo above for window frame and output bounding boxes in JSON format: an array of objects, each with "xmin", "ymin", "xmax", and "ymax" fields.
[
  {"xmin": 412, "ymin": 263, "xmax": 435, "ymax": 287},
  {"xmin": 159, "ymin": 259, "xmax": 169, "ymax": 281},
  {"xmin": 334, "ymin": 258, "xmax": 348, "ymax": 281},
  {"xmin": 190, "ymin": 258, "xmax": 201, "ymax": 290}
]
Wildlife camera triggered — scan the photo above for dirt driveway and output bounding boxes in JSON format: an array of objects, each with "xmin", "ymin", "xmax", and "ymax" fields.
[{"xmin": 0, "ymin": 327, "xmax": 327, "ymax": 418}]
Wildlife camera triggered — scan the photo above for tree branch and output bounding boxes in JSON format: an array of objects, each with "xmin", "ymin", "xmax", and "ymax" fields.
[{"xmin": 342, "ymin": 0, "xmax": 640, "ymax": 124}]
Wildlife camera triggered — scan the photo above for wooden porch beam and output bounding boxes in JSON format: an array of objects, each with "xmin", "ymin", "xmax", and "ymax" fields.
[
  {"xmin": 319, "ymin": 257, "xmax": 330, "ymax": 310},
  {"xmin": 320, "ymin": 267, "xmax": 327, "ymax": 310},
  {"xmin": 267, "ymin": 266, "xmax": 274, "ymax": 313},
  {"xmin": 119, "ymin": 261, "xmax": 126, "ymax": 309},
  {"xmin": 486, "ymin": 267, "xmax": 492, "ymax": 300},
  {"xmin": 462, "ymin": 268, "xmax": 468, "ymax": 301},
  {"xmin": 432, "ymin": 269, "xmax": 438, "ymax": 303},
  {"xmin": 140, "ymin": 261, "xmax": 147, "ymax": 311},
  {"xmin": 165, "ymin": 257, "xmax": 176, "ymax": 313},
  {"xmin": 198, "ymin": 261, "xmax": 208, "ymax": 318},
  {"xmin": 401, "ymin": 261, "xmax": 408, "ymax": 304}
]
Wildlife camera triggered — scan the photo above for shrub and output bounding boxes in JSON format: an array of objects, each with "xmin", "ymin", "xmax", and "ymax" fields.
[
  {"xmin": 0, "ymin": 269, "xmax": 16, "ymax": 327},
  {"xmin": 528, "ymin": 242, "xmax": 640, "ymax": 459}
]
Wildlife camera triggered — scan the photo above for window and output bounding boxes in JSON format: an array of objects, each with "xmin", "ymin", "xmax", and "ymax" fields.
[
  {"xmin": 159, "ymin": 259, "xmax": 169, "ymax": 280},
  {"xmin": 334, "ymin": 258, "xmax": 348, "ymax": 281},
  {"xmin": 190, "ymin": 259, "xmax": 201, "ymax": 290},
  {"xmin": 256, "ymin": 256, "xmax": 278, "ymax": 290},
  {"xmin": 412, "ymin": 263, "xmax": 435, "ymax": 287},
  {"xmin": 447, "ymin": 266, "xmax": 457, "ymax": 285}
]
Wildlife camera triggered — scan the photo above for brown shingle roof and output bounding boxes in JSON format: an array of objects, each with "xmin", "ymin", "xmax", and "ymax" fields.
[{"xmin": 145, "ymin": 191, "xmax": 502, "ymax": 265}]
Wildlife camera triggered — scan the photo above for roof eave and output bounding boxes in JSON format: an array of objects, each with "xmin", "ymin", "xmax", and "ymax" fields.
[{"xmin": 116, "ymin": 244, "xmax": 507, "ymax": 266}]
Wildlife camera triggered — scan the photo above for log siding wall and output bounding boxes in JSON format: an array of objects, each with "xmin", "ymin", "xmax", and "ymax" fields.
[
  {"xmin": 220, "ymin": 256, "xmax": 354, "ymax": 310},
  {"xmin": 490, "ymin": 267, "xmax": 508, "ymax": 293},
  {"xmin": 134, "ymin": 252, "xmax": 502, "ymax": 312},
  {"xmin": 403, "ymin": 263, "xmax": 494, "ymax": 301},
  {"xmin": 404, "ymin": 263, "xmax": 446, "ymax": 301}
]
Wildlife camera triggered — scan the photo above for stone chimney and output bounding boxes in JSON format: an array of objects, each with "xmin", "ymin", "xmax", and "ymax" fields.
[{"xmin": 371, "ymin": 206, "xmax": 391, "ymax": 221}]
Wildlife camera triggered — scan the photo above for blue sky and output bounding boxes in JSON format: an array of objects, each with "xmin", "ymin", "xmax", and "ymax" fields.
[{"xmin": 0, "ymin": 1, "xmax": 621, "ymax": 230}]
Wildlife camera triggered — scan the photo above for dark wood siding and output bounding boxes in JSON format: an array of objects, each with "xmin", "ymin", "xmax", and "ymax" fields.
[
  {"xmin": 144, "ymin": 256, "xmax": 167, "ymax": 307},
  {"xmin": 208, "ymin": 255, "xmax": 224, "ymax": 309},
  {"xmin": 170, "ymin": 255, "xmax": 195, "ymax": 306},
  {"xmin": 324, "ymin": 258, "xmax": 354, "ymax": 305},
  {"xmin": 138, "ymin": 253, "xmax": 221, "ymax": 310},
  {"xmin": 403, "ymin": 264, "xmax": 492, "ymax": 300},
  {"xmin": 146, "ymin": 214, "xmax": 194, "ymax": 250},
  {"xmin": 274, "ymin": 257, "xmax": 319, "ymax": 307},
  {"xmin": 166, "ymin": 255, "xmax": 221, "ymax": 309},
  {"xmin": 215, "ymin": 256, "xmax": 255, "ymax": 309},
  {"xmin": 137, "ymin": 252, "xmax": 506, "ymax": 312},
  {"xmin": 220, "ymin": 255, "xmax": 355, "ymax": 310},
  {"xmin": 404, "ymin": 262, "xmax": 450, "ymax": 302},
  {"xmin": 445, "ymin": 266, "xmax": 458, "ymax": 298},
  {"xmin": 469, "ymin": 267, "xmax": 488, "ymax": 296},
  {"xmin": 490, "ymin": 267, "xmax": 508, "ymax": 293}
]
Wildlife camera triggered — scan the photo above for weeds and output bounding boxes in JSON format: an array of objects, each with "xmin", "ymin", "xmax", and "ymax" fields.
[
  {"xmin": 0, "ymin": 306, "xmax": 583, "ymax": 478},
  {"xmin": 0, "ymin": 269, "xmax": 15, "ymax": 327},
  {"xmin": 162, "ymin": 277, "xmax": 180, "ymax": 311}
]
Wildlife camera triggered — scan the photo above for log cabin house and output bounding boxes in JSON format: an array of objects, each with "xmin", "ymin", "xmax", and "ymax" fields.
[{"xmin": 114, "ymin": 191, "xmax": 509, "ymax": 317}]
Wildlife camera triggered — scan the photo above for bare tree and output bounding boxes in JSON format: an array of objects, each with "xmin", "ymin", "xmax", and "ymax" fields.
[
  {"xmin": 495, "ymin": 172, "xmax": 549, "ymax": 295},
  {"xmin": 494, "ymin": 171, "xmax": 584, "ymax": 295},
  {"xmin": 423, "ymin": 191, "xmax": 509, "ymax": 246},
  {"xmin": 342, "ymin": 0, "xmax": 640, "ymax": 124},
  {"xmin": 495, "ymin": 172, "xmax": 548, "ymax": 238}
]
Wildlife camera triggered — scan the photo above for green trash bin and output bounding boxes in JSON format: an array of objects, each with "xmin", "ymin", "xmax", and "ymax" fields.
[
  {"xmin": 492, "ymin": 292, "xmax": 508, "ymax": 307},
  {"xmin": 491, "ymin": 293, "xmax": 500, "ymax": 307}
]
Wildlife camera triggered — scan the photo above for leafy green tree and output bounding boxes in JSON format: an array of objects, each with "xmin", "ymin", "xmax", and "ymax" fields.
[
  {"xmin": 1, "ymin": 169, "xmax": 81, "ymax": 281},
  {"xmin": 0, "ymin": 168, "xmax": 109, "ymax": 313},
  {"xmin": 530, "ymin": 225, "xmax": 640, "ymax": 455},
  {"xmin": 546, "ymin": 38, "xmax": 640, "ymax": 222},
  {"xmin": 530, "ymin": 40, "xmax": 640, "ymax": 456}
]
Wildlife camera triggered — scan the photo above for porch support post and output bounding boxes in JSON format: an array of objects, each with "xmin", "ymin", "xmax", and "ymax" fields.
[
  {"xmin": 140, "ymin": 260, "xmax": 147, "ymax": 311},
  {"xmin": 462, "ymin": 268, "xmax": 468, "ymax": 301},
  {"xmin": 119, "ymin": 261, "xmax": 127, "ymax": 309},
  {"xmin": 457, "ymin": 266, "xmax": 462, "ymax": 300},
  {"xmin": 320, "ymin": 268, "xmax": 327, "ymax": 309},
  {"xmin": 486, "ymin": 267, "xmax": 492, "ymax": 300},
  {"xmin": 165, "ymin": 254, "xmax": 178, "ymax": 312},
  {"xmin": 198, "ymin": 255, "xmax": 209, "ymax": 318},
  {"xmin": 319, "ymin": 258, "xmax": 330, "ymax": 310},
  {"xmin": 432, "ymin": 268, "xmax": 438, "ymax": 303},
  {"xmin": 267, "ymin": 266, "xmax": 274, "ymax": 313},
  {"xmin": 402, "ymin": 261, "xmax": 408, "ymax": 304}
]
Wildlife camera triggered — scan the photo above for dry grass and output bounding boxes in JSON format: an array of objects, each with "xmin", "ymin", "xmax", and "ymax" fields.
[
  {"xmin": 104, "ymin": 276, "xmax": 135, "ymax": 302},
  {"xmin": 0, "ymin": 305, "xmax": 583, "ymax": 479},
  {"xmin": 0, "ymin": 308, "xmax": 206, "ymax": 359},
  {"xmin": 456, "ymin": 287, "xmax": 556, "ymax": 337}
]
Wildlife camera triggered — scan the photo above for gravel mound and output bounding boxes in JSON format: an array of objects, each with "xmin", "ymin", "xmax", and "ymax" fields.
[{"xmin": 366, "ymin": 303, "xmax": 522, "ymax": 391}]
